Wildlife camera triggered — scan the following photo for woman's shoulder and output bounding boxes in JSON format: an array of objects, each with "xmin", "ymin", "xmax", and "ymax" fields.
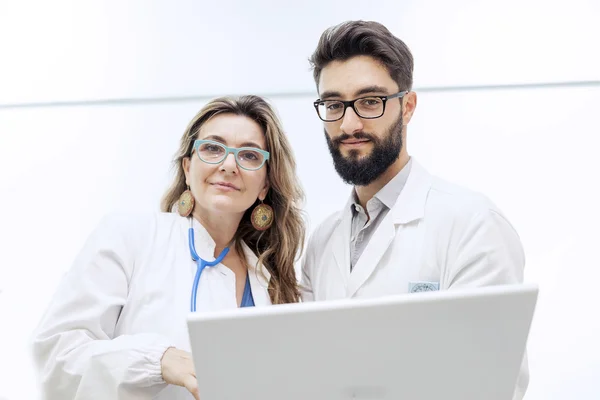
[{"xmin": 92, "ymin": 211, "xmax": 185, "ymax": 242}]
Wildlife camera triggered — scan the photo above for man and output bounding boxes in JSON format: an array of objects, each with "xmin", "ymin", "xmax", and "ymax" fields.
[{"xmin": 300, "ymin": 20, "xmax": 528, "ymax": 400}]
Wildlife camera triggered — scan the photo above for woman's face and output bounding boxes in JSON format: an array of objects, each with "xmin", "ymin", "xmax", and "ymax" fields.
[{"xmin": 183, "ymin": 113, "xmax": 269, "ymax": 217}]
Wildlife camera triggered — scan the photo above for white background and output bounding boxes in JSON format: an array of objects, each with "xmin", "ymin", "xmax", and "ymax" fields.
[{"xmin": 1, "ymin": 0, "xmax": 599, "ymax": 399}]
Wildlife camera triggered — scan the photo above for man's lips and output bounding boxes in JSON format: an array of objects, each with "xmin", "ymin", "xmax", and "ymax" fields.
[{"xmin": 340, "ymin": 138, "xmax": 371, "ymax": 146}]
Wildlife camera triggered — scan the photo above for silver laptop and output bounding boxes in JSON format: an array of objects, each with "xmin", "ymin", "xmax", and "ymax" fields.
[{"xmin": 187, "ymin": 283, "xmax": 538, "ymax": 400}]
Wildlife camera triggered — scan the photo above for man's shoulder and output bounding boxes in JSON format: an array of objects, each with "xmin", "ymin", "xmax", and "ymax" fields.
[
  {"xmin": 423, "ymin": 173, "xmax": 519, "ymax": 237},
  {"xmin": 426, "ymin": 175, "xmax": 499, "ymax": 216}
]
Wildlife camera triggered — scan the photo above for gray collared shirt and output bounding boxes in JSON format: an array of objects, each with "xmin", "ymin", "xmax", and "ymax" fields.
[{"xmin": 350, "ymin": 158, "xmax": 412, "ymax": 271}]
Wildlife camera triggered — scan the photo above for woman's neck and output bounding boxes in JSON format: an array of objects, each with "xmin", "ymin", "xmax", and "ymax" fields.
[{"xmin": 192, "ymin": 207, "xmax": 243, "ymax": 254}]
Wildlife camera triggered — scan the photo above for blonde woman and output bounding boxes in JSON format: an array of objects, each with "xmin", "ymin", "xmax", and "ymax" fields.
[{"xmin": 33, "ymin": 95, "xmax": 305, "ymax": 400}]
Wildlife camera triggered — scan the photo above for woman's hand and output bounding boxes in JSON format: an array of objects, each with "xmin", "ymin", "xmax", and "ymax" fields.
[{"xmin": 160, "ymin": 347, "xmax": 200, "ymax": 400}]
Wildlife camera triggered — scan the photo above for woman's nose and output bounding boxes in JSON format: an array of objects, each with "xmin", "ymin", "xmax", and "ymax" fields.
[{"xmin": 219, "ymin": 153, "xmax": 238, "ymax": 173}]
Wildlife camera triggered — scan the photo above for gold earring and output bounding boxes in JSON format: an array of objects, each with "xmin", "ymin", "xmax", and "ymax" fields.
[
  {"xmin": 251, "ymin": 200, "xmax": 274, "ymax": 231},
  {"xmin": 177, "ymin": 187, "xmax": 195, "ymax": 217}
]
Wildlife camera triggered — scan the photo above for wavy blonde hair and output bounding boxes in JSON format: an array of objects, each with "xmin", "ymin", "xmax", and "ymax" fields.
[{"xmin": 161, "ymin": 95, "xmax": 305, "ymax": 304}]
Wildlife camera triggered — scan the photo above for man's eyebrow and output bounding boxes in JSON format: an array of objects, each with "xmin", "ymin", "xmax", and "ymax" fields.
[
  {"xmin": 354, "ymin": 85, "xmax": 390, "ymax": 96},
  {"xmin": 318, "ymin": 90, "xmax": 342, "ymax": 100},
  {"xmin": 318, "ymin": 85, "xmax": 391, "ymax": 100}
]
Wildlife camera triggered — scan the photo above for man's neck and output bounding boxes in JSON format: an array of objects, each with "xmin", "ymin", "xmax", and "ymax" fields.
[{"xmin": 354, "ymin": 152, "xmax": 410, "ymax": 210}]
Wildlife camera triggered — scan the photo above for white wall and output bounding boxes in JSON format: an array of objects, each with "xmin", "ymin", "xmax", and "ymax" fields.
[{"xmin": 1, "ymin": 1, "xmax": 599, "ymax": 399}]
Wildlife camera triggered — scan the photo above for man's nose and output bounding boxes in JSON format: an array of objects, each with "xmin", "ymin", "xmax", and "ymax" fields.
[{"xmin": 339, "ymin": 106, "xmax": 364, "ymax": 135}]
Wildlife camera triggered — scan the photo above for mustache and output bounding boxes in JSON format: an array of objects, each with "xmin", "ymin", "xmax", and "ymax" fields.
[{"xmin": 331, "ymin": 132, "xmax": 377, "ymax": 146}]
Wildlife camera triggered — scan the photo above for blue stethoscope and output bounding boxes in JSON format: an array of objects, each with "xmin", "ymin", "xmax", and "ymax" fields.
[{"xmin": 188, "ymin": 222, "xmax": 255, "ymax": 312}]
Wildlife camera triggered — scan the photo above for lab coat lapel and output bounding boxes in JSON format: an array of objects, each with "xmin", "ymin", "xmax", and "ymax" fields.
[
  {"xmin": 346, "ymin": 159, "xmax": 432, "ymax": 297},
  {"xmin": 330, "ymin": 196, "xmax": 354, "ymax": 286},
  {"xmin": 242, "ymin": 242, "xmax": 272, "ymax": 306},
  {"xmin": 346, "ymin": 211, "xmax": 396, "ymax": 297}
]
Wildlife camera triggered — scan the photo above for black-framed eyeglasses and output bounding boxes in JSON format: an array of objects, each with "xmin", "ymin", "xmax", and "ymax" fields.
[{"xmin": 313, "ymin": 90, "xmax": 409, "ymax": 122}]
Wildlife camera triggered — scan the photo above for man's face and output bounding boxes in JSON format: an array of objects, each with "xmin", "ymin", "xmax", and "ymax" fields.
[{"xmin": 317, "ymin": 55, "xmax": 405, "ymax": 186}]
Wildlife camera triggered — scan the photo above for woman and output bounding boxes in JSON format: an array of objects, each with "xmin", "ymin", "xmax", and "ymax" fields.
[{"xmin": 32, "ymin": 95, "xmax": 306, "ymax": 400}]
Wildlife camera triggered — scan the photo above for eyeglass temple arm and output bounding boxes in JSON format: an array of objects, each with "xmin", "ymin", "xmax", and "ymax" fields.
[{"xmin": 386, "ymin": 90, "xmax": 409, "ymax": 100}]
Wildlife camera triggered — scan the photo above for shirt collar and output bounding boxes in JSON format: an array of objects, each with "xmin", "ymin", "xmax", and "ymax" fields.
[
  {"xmin": 350, "ymin": 157, "xmax": 413, "ymax": 211},
  {"xmin": 377, "ymin": 157, "xmax": 412, "ymax": 209}
]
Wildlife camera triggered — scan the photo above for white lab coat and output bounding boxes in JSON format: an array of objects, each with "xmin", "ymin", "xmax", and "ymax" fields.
[
  {"xmin": 301, "ymin": 158, "xmax": 529, "ymax": 400},
  {"xmin": 32, "ymin": 212, "xmax": 272, "ymax": 400}
]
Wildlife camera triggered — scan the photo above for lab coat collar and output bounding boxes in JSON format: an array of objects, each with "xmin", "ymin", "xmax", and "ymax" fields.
[
  {"xmin": 189, "ymin": 217, "xmax": 217, "ymax": 260},
  {"xmin": 338, "ymin": 157, "xmax": 431, "ymax": 226},
  {"xmin": 372, "ymin": 157, "xmax": 413, "ymax": 211},
  {"xmin": 391, "ymin": 158, "xmax": 431, "ymax": 225}
]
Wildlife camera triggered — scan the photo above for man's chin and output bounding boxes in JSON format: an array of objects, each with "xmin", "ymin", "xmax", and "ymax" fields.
[{"xmin": 340, "ymin": 148, "xmax": 372, "ymax": 161}]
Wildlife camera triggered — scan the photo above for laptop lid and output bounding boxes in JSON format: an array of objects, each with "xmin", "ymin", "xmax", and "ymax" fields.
[{"xmin": 187, "ymin": 283, "xmax": 538, "ymax": 400}]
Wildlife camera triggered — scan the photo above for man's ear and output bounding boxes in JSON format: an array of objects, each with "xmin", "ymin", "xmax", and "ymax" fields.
[{"xmin": 402, "ymin": 91, "xmax": 418, "ymax": 125}]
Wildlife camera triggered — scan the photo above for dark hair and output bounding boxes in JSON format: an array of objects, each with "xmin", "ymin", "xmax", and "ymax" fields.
[{"xmin": 309, "ymin": 20, "xmax": 414, "ymax": 92}]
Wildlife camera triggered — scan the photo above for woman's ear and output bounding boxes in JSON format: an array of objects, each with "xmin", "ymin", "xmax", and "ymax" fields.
[
  {"xmin": 182, "ymin": 157, "xmax": 191, "ymax": 186},
  {"xmin": 258, "ymin": 179, "xmax": 270, "ymax": 201}
]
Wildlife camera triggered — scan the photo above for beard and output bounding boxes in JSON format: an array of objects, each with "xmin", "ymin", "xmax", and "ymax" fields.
[{"xmin": 325, "ymin": 115, "xmax": 403, "ymax": 186}]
